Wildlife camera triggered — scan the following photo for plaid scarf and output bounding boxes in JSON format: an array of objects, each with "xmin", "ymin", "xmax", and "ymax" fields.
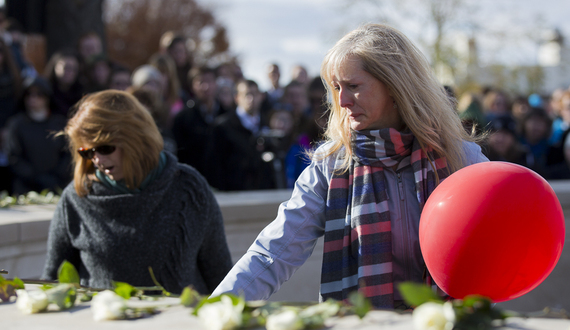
[{"xmin": 321, "ymin": 128, "xmax": 448, "ymax": 308}]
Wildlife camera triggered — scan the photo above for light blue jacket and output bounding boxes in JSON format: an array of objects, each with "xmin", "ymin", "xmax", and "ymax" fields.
[{"xmin": 212, "ymin": 141, "xmax": 489, "ymax": 301}]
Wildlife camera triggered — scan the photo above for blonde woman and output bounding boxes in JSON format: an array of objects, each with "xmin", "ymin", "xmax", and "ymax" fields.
[
  {"xmin": 212, "ymin": 24, "xmax": 488, "ymax": 309},
  {"xmin": 42, "ymin": 90, "xmax": 232, "ymax": 294}
]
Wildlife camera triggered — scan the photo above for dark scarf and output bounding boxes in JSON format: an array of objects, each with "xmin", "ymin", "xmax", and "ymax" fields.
[{"xmin": 321, "ymin": 128, "xmax": 448, "ymax": 308}]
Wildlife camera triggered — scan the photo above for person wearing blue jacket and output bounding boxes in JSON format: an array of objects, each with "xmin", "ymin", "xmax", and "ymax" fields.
[{"xmin": 212, "ymin": 23, "xmax": 488, "ymax": 309}]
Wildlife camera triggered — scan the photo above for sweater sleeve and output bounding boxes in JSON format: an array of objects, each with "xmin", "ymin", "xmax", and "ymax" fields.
[{"xmin": 42, "ymin": 189, "xmax": 80, "ymax": 280}]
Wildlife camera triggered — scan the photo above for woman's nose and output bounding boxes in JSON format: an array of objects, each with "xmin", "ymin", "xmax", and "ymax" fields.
[{"xmin": 339, "ymin": 89, "xmax": 353, "ymax": 108}]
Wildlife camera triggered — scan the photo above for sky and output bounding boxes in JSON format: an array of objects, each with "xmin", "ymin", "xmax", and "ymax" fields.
[
  {"xmin": 196, "ymin": 0, "xmax": 570, "ymax": 91},
  {"xmin": 2, "ymin": 0, "xmax": 568, "ymax": 91}
]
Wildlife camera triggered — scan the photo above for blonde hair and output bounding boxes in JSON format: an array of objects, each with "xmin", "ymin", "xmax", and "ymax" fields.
[
  {"xmin": 65, "ymin": 90, "xmax": 164, "ymax": 196},
  {"xmin": 320, "ymin": 23, "xmax": 475, "ymax": 174}
]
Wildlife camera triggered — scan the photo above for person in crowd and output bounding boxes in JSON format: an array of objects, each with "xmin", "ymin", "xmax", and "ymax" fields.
[
  {"xmin": 483, "ymin": 115, "xmax": 526, "ymax": 165},
  {"xmin": 77, "ymin": 31, "xmax": 104, "ymax": 64},
  {"xmin": 290, "ymin": 64, "xmax": 309, "ymax": 87},
  {"xmin": 0, "ymin": 37, "xmax": 21, "ymax": 129},
  {"xmin": 266, "ymin": 108, "xmax": 309, "ymax": 189},
  {"xmin": 305, "ymin": 76, "xmax": 328, "ymax": 143},
  {"xmin": 264, "ymin": 63, "xmax": 284, "ymax": 108},
  {"xmin": 172, "ymin": 66, "xmax": 225, "ymax": 178},
  {"xmin": 107, "ymin": 64, "xmax": 131, "ymax": 91},
  {"xmin": 511, "ymin": 95, "xmax": 531, "ymax": 124},
  {"xmin": 211, "ymin": 23, "xmax": 488, "ymax": 309},
  {"xmin": 3, "ymin": 77, "xmax": 70, "ymax": 195},
  {"xmin": 159, "ymin": 31, "xmax": 193, "ymax": 96},
  {"xmin": 131, "ymin": 64, "xmax": 163, "ymax": 97},
  {"xmin": 208, "ymin": 79, "xmax": 275, "ymax": 190},
  {"xmin": 42, "ymin": 90, "xmax": 232, "ymax": 295},
  {"xmin": 43, "ymin": 50, "xmax": 84, "ymax": 117},
  {"xmin": 83, "ymin": 53, "xmax": 112, "ymax": 93},
  {"xmin": 148, "ymin": 53, "xmax": 186, "ymax": 127},
  {"xmin": 216, "ymin": 62, "xmax": 243, "ymax": 83},
  {"xmin": 76, "ymin": 31, "xmax": 105, "ymax": 89},
  {"xmin": 127, "ymin": 86, "xmax": 177, "ymax": 156},
  {"xmin": 482, "ymin": 89, "xmax": 511, "ymax": 124},
  {"xmin": 277, "ymin": 76, "xmax": 330, "ymax": 189},
  {"xmin": 549, "ymin": 89, "xmax": 570, "ymax": 146},
  {"xmin": 216, "ymin": 76, "xmax": 236, "ymax": 114},
  {"xmin": 281, "ymin": 80, "xmax": 312, "ymax": 130},
  {"xmin": 4, "ymin": 18, "xmax": 38, "ymax": 81},
  {"xmin": 519, "ymin": 107, "xmax": 553, "ymax": 176}
]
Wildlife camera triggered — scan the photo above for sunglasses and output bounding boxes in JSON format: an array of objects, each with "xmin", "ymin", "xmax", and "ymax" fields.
[{"xmin": 77, "ymin": 145, "xmax": 116, "ymax": 159}]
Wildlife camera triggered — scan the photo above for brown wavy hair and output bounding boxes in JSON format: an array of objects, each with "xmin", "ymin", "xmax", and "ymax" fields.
[{"xmin": 64, "ymin": 90, "xmax": 164, "ymax": 196}]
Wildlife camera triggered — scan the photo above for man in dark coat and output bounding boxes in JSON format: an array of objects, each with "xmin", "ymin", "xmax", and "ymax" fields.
[{"xmin": 208, "ymin": 79, "xmax": 276, "ymax": 191}]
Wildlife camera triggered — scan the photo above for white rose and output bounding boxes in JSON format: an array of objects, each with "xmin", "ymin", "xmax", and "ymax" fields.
[
  {"xmin": 16, "ymin": 289, "xmax": 49, "ymax": 314},
  {"xmin": 91, "ymin": 290, "xmax": 127, "ymax": 321},
  {"xmin": 413, "ymin": 302, "xmax": 455, "ymax": 330},
  {"xmin": 266, "ymin": 309, "xmax": 304, "ymax": 330},
  {"xmin": 442, "ymin": 301, "xmax": 456, "ymax": 324},
  {"xmin": 197, "ymin": 295, "xmax": 243, "ymax": 330}
]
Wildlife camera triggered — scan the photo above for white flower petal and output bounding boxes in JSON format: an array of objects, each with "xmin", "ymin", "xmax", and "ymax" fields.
[
  {"xmin": 413, "ymin": 302, "xmax": 453, "ymax": 330},
  {"xmin": 266, "ymin": 310, "xmax": 304, "ymax": 330},
  {"xmin": 16, "ymin": 289, "xmax": 49, "ymax": 314},
  {"xmin": 91, "ymin": 290, "xmax": 127, "ymax": 321}
]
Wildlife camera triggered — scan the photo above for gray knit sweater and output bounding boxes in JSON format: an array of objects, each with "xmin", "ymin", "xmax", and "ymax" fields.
[{"xmin": 42, "ymin": 152, "xmax": 233, "ymax": 294}]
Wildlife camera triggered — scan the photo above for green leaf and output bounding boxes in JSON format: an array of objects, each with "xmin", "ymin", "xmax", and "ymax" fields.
[
  {"xmin": 46, "ymin": 284, "xmax": 77, "ymax": 310},
  {"xmin": 0, "ymin": 275, "xmax": 25, "ymax": 302},
  {"xmin": 347, "ymin": 291, "xmax": 372, "ymax": 319},
  {"xmin": 180, "ymin": 286, "xmax": 202, "ymax": 307},
  {"xmin": 397, "ymin": 282, "xmax": 443, "ymax": 307},
  {"xmin": 57, "ymin": 261, "xmax": 80, "ymax": 284},
  {"xmin": 79, "ymin": 292, "xmax": 93, "ymax": 302},
  {"xmin": 11, "ymin": 278, "xmax": 25, "ymax": 290},
  {"xmin": 113, "ymin": 281, "xmax": 138, "ymax": 299}
]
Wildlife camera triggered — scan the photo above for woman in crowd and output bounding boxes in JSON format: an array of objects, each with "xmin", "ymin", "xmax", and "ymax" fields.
[
  {"xmin": 148, "ymin": 53, "xmax": 186, "ymax": 127},
  {"xmin": 43, "ymin": 50, "xmax": 84, "ymax": 117},
  {"xmin": 42, "ymin": 90, "xmax": 232, "ymax": 294},
  {"xmin": 212, "ymin": 23, "xmax": 488, "ymax": 309}
]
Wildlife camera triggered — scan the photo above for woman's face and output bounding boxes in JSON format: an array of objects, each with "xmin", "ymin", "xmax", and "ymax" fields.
[
  {"xmin": 88, "ymin": 145, "xmax": 124, "ymax": 181},
  {"xmin": 331, "ymin": 56, "xmax": 401, "ymax": 131}
]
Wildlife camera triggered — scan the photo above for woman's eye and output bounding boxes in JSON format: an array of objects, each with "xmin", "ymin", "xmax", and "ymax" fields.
[
  {"xmin": 333, "ymin": 85, "xmax": 340, "ymax": 91},
  {"xmin": 348, "ymin": 84, "xmax": 358, "ymax": 89}
]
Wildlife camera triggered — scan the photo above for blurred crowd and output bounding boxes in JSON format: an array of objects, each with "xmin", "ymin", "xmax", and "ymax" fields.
[
  {"xmin": 0, "ymin": 12, "xmax": 328, "ymax": 195},
  {"xmin": 457, "ymin": 86, "xmax": 570, "ymax": 180},
  {"xmin": 0, "ymin": 9, "xmax": 570, "ymax": 197}
]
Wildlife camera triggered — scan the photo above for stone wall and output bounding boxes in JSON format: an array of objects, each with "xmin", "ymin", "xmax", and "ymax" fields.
[{"xmin": 1, "ymin": 182, "xmax": 570, "ymax": 309}]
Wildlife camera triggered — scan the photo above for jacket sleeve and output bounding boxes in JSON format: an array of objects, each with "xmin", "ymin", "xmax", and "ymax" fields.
[
  {"xmin": 463, "ymin": 141, "xmax": 489, "ymax": 165},
  {"xmin": 211, "ymin": 154, "xmax": 331, "ymax": 300}
]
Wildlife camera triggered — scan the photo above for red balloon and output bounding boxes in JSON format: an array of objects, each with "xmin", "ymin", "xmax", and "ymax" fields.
[{"xmin": 420, "ymin": 161, "xmax": 565, "ymax": 302}]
